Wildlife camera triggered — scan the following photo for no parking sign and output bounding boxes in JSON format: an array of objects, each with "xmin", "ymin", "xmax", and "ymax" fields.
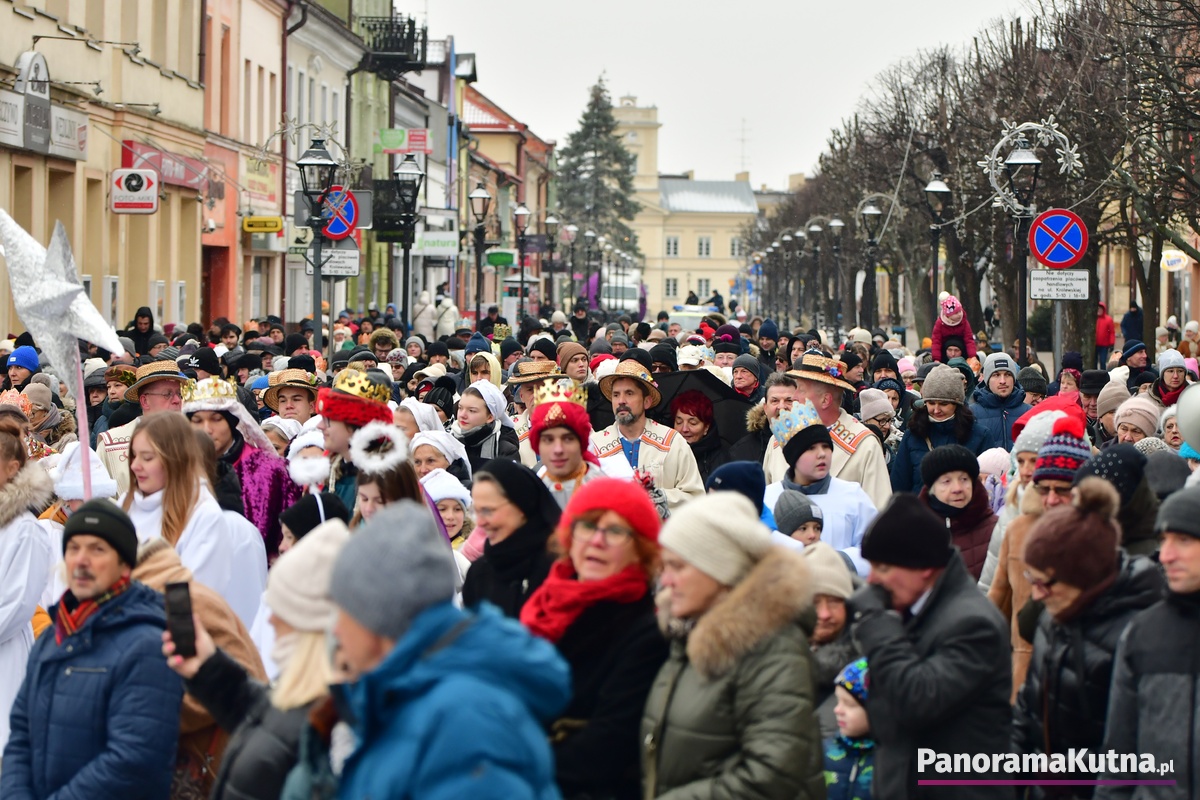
[
  {"xmin": 321, "ymin": 185, "xmax": 359, "ymax": 241},
  {"xmin": 1029, "ymin": 208, "xmax": 1088, "ymax": 269}
]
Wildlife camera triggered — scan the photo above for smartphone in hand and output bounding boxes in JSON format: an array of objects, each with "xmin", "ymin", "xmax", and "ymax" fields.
[{"xmin": 164, "ymin": 582, "xmax": 197, "ymax": 658}]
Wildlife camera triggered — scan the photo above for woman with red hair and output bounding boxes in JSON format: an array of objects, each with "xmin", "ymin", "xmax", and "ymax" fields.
[
  {"xmin": 520, "ymin": 477, "xmax": 667, "ymax": 800},
  {"xmin": 670, "ymin": 389, "xmax": 728, "ymax": 483}
]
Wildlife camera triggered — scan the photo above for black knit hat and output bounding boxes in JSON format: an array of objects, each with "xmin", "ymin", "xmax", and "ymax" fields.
[
  {"xmin": 861, "ymin": 494, "xmax": 954, "ymax": 569},
  {"xmin": 63, "ymin": 498, "xmax": 139, "ymax": 567},
  {"xmin": 871, "ymin": 350, "xmax": 898, "ymax": 375},
  {"xmin": 650, "ymin": 344, "xmax": 677, "ymax": 372},
  {"xmin": 279, "ymin": 492, "xmax": 351, "ymax": 540},
  {"xmin": 783, "ymin": 421, "xmax": 834, "ymax": 471},
  {"xmin": 840, "ymin": 352, "xmax": 863, "ymax": 372},
  {"xmin": 1073, "ymin": 444, "xmax": 1146, "ymax": 505},
  {"xmin": 920, "ymin": 444, "xmax": 981, "ymax": 489}
]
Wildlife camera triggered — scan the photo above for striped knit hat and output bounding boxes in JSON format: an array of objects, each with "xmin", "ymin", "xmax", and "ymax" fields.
[{"xmin": 1032, "ymin": 415, "xmax": 1092, "ymax": 484}]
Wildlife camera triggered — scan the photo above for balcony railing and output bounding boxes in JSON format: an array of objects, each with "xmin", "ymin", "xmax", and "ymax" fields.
[{"xmin": 358, "ymin": 15, "xmax": 427, "ymax": 79}]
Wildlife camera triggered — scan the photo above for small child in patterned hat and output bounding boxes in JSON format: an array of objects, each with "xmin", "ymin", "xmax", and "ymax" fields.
[{"xmin": 824, "ymin": 657, "xmax": 875, "ymax": 800}]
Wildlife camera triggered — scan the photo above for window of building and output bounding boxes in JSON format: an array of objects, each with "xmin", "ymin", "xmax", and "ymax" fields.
[
  {"xmin": 730, "ymin": 237, "xmax": 743, "ymax": 257},
  {"xmin": 698, "ymin": 236, "xmax": 712, "ymax": 258},
  {"xmin": 664, "ymin": 278, "xmax": 678, "ymax": 298},
  {"xmin": 665, "ymin": 236, "xmax": 679, "ymax": 257},
  {"xmin": 697, "ymin": 278, "xmax": 711, "ymax": 297}
]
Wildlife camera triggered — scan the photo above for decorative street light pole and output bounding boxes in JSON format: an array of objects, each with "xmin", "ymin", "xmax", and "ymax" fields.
[
  {"xmin": 296, "ymin": 138, "xmax": 339, "ymax": 354},
  {"xmin": 393, "ymin": 154, "xmax": 425, "ymax": 327},
  {"xmin": 792, "ymin": 230, "xmax": 806, "ymax": 328},
  {"xmin": 763, "ymin": 246, "xmax": 775, "ymax": 319},
  {"xmin": 780, "ymin": 233, "xmax": 793, "ymax": 331},
  {"xmin": 924, "ymin": 172, "xmax": 952, "ymax": 314},
  {"xmin": 468, "ymin": 181, "xmax": 492, "ymax": 326},
  {"xmin": 583, "ymin": 230, "xmax": 596, "ymax": 307},
  {"xmin": 856, "ymin": 193, "xmax": 895, "ymax": 330},
  {"xmin": 979, "ymin": 117, "xmax": 1081, "ymax": 366},
  {"xmin": 564, "ymin": 223, "xmax": 578, "ymax": 303},
  {"xmin": 544, "ymin": 214, "xmax": 560, "ymax": 312},
  {"xmin": 805, "ymin": 217, "xmax": 827, "ymax": 335},
  {"xmin": 513, "ymin": 203, "xmax": 531, "ymax": 319},
  {"xmin": 829, "ymin": 217, "xmax": 845, "ymax": 345}
]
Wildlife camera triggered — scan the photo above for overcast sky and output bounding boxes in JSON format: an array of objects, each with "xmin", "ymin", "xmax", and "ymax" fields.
[{"xmin": 423, "ymin": 0, "xmax": 1030, "ymax": 190}]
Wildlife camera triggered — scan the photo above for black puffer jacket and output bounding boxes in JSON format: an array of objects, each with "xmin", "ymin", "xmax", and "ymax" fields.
[
  {"xmin": 688, "ymin": 426, "xmax": 730, "ymax": 485},
  {"xmin": 187, "ymin": 648, "xmax": 315, "ymax": 800},
  {"xmin": 461, "ymin": 520, "xmax": 556, "ymax": 618},
  {"xmin": 1013, "ymin": 553, "xmax": 1163, "ymax": 795}
]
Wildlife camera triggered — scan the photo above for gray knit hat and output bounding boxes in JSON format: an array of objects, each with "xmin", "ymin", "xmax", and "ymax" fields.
[
  {"xmin": 921, "ymin": 364, "xmax": 966, "ymax": 405},
  {"xmin": 774, "ymin": 490, "xmax": 823, "ymax": 537},
  {"xmin": 329, "ymin": 501, "xmax": 458, "ymax": 640},
  {"xmin": 1155, "ymin": 484, "xmax": 1200, "ymax": 539},
  {"xmin": 1013, "ymin": 409, "xmax": 1066, "ymax": 456},
  {"xmin": 732, "ymin": 353, "xmax": 761, "ymax": 376}
]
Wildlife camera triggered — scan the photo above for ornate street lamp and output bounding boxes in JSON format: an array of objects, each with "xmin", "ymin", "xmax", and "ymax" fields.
[
  {"xmin": 393, "ymin": 154, "xmax": 425, "ymax": 326},
  {"xmin": 806, "ymin": 218, "xmax": 826, "ymax": 333},
  {"xmin": 564, "ymin": 223, "xmax": 579, "ymax": 304},
  {"xmin": 828, "ymin": 218, "xmax": 846, "ymax": 345},
  {"xmin": 513, "ymin": 203, "xmax": 531, "ymax": 319},
  {"xmin": 583, "ymin": 230, "xmax": 596, "ymax": 307},
  {"xmin": 468, "ymin": 181, "xmax": 492, "ymax": 325},
  {"xmin": 924, "ymin": 172, "xmax": 952, "ymax": 307},
  {"xmin": 857, "ymin": 194, "xmax": 895, "ymax": 331},
  {"xmin": 296, "ymin": 138, "xmax": 339, "ymax": 353},
  {"xmin": 544, "ymin": 214, "xmax": 560, "ymax": 311}
]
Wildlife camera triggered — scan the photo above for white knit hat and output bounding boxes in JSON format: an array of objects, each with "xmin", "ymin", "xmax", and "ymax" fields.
[
  {"xmin": 1158, "ymin": 349, "xmax": 1185, "ymax": 371},
  {"xmin": 265, "ymin": 519, "xmax": 350, "ymax": 631},
  {"xmin": 802, "ymin": 541, "xmax": 854, "ymax": 600},
  {"xmin": 420, "ymin": 467, "xmax": 471, "ymax": 510},
  {"xmin": 857, "ymin": 388, "xmax": 892, "ymax": 422},
  {"xmin": 1012, "ymin": 409, "xmax": 1066, "ymax": 456},
  {"xmin": 50, "ymin": 442, "xmax": 118, "ymax": 500},
  {"xmin": 659, "ymin": 493, "xmax": 772, "ymax": 586}
]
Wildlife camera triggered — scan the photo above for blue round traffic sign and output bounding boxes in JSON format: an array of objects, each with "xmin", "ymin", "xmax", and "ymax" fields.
[
  {"xmin": 322, "ymin": 185, "xmax": 358, "ymax": 241},
  {"xmin": 1029, "ymin": 208, "xmax": 1088, "ymax": 269}
]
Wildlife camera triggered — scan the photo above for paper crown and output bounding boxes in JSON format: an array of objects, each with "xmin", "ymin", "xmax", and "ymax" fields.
[
  {"xmin": 330, "ymin": 367, "xmax": 391, "ymax": 404},
  {"xmin": 532, "ymin": 378, "xmax": 588, "ymax": 410},
  {"xmin": 182, "ymin": 376, "xmax": 236, "ymax": 404},
  {"xmin": 770, "ymin": 398, "xmax": 824, "ymax": 448},
  {"xmin": 492, "ymin": 323, "xmax": 512, "ymax": 340}
]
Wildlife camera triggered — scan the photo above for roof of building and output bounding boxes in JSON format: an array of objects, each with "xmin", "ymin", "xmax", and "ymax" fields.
[{"xmin": 658, "ymin": 178, "xmax": 757, "ymax": 214}]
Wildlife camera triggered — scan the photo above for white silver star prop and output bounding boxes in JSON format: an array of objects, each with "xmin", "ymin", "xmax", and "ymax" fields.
[
  {"xmin": 978, "ymin": 119, "xmax": 1082, "ymax": 217},
  {"xmin": 0, "ymin": 211, "xmax": 124, "ymax": 404}
]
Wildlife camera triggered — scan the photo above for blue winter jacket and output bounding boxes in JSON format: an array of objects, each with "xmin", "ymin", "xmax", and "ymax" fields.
[
  {"xmin": 890, "ymin": 416, "xmax": 993, "ymax": 494},
  {"xmin": 1, "ymin": 582, "xmax": 184, "ymax": 800},
  {"xmin": 969, "ymin": 385, "xmax": 1031, "ymax": 452},
  {"xmin": 337, "ymin": 601, "xmax": 571, "ymax": 800},
  {"xmin": 824, "ymin": 736, "xmax": 875, "ymax": 800}
]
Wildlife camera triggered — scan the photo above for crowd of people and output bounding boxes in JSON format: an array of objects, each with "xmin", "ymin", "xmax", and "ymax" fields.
[{"xmin": 0, "ymin": 293, "xmax": 1197, "ymax": 800}]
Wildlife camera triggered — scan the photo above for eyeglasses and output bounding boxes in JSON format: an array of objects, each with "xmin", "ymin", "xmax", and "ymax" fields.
[
  {"xmin": 1033, "ymin": 483, "xmax": 1073, "ymax": 498},
  {"xmin": 141, "ymin": 390, "xmax": 182, "ymax": 401},
  {"xmin": 474, "ymin": 502, "xmax": 512, "ymax": 520},
  {"xmin": 572, "ymin": 519, "xmax": 634, "ymax": 546},
  {"xmin": 1023, "ymin": 570, "xmax": 1059, "ymax": 591},
  {"xmin": 869, "ymin": 415, "xmax": 893, "ymax": 428}
]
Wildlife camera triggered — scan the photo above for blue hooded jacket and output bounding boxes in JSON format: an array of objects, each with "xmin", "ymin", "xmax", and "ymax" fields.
[
  {"xmin": 969, "ymin": 384, "xmax": 1031, "ymax": 452},
  {"xmin": 338, "ymin": 601, "xmax": 571, "ymax": 800},
  {"xmin": 1, "ymin": 582, "xmax": 183, "ymax": 800}
]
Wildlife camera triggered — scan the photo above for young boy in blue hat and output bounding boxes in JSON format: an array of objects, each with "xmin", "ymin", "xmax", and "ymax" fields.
[{"xmin": 824, "ymin": 657, "xmax": 875, "ymax": 800}]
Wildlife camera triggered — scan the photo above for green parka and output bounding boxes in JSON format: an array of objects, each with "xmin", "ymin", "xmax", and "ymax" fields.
[{"xmin": 640, "ymin": 547, "xmax": 827, "ymax": 800}]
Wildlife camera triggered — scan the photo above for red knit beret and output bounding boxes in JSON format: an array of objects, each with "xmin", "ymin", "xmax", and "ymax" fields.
[{"xmin": 555, "ymin": 477, "xmax": 661, "ymax": 552}]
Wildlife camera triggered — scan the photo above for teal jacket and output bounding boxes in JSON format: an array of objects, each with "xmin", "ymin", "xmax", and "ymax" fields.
[{"xmin": 337, "ymin": 601, "xmax": 570, "ymax": 800}]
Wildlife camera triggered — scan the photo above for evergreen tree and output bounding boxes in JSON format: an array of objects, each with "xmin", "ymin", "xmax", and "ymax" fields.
[{"xmin": 556, "ymin": 77, "xmax": 641, "ymax": 259}]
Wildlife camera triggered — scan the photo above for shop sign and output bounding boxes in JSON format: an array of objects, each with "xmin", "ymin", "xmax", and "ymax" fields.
[
  {"xmin": 123, "ymin": 141, "xmax": 208, "ymax": 190},
  {"xmin": 374, "ymin": 128, "xmax": 432, "ymax": 154},
  {"xmin": 243, "ymin": 156, "xmax": 278, "ymax": 204},
  {"xmin": 49, "ymin": 106, "xmax": 87, "ymax": 161},
  {"xmin": 13, "ymin": 51, "xmax": 50, "ymax": 155},
  {"xmin": 0, "ymin": 89, "xmax": 23, "ymax": 149}
]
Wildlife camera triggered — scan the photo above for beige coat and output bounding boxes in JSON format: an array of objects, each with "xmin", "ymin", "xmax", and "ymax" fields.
[
  {"xmin": 97, "ymin": 417, "xmax": 138, "ymax": 495},
  {"xmin": 592, "ymin": 419, "xmax": 705, "ymax": 514},
  {"xmin": 987, "ymin": 484, "xmax": 1043, "ymax": 702}
]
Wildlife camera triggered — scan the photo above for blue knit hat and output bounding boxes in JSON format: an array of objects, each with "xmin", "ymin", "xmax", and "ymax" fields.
[
  {"xmin": 706, "ymin": 460, "xmax": 767, "ymax": 515},
  {"xmin": 1121, "ymin": 339, "xmax": 1147, "ymax": 363},
  {"xmin": 835, "ymin": 657, "xmax": 869, "ymax": 703},
  {"xmin": 1181, "ymin": 441, "xmax": 1200, "ymax": 461},
  {"xmin": 6, "ymin": 345, "xmax": 38, "ymax": 373},
  {"xmin": 758, "ymin": 319, "xmax": 779, "ymax": 342},
  {"xmin": 1032, "ymin": 415, "xmax": 1092, "ymax": 484}
]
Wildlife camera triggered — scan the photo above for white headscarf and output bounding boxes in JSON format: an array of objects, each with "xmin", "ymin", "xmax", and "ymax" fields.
[
  {"xmin": 465, "ymin": 380, "xmax": 514, "ymax": 428},
  {"xmin": 410, "ymin": 430, "xmax": 472, "ymax": 479},
  {"xmin": 400, "ymin": 397, "xmax": 443, "ymax": 433}
]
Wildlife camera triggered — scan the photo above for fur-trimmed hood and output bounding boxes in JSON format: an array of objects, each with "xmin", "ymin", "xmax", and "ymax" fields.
[
  {"xmin": 0, "ymin": 460, "xmax": 54, "ymax": 528},
  {"xmin": 745, "ymin": 401, "xmax": 770, "ymax": 433},
  {"xmin": 658, "ymin": 546, "xmax": 813, "ymax": 679}
]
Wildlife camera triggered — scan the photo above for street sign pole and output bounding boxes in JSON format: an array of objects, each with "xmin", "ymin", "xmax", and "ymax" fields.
[{"xmin": 311, "ymin": 228, "xmax": 324, "ymax": 355}]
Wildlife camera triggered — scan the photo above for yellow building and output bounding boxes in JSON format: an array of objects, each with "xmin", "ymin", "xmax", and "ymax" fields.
[
  {"xmin": 613, "ymin": 96, "xmax": 755, "ymax": 317},
  {"xmin": 0, "ymin": 0, "xmax": 207, "ymax": 338}
]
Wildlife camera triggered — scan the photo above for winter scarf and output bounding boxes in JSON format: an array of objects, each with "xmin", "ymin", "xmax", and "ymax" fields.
[
  {"xmin": 55, "ymin": 576, "xmax": 131, "ymax": 644},
  {"xmin": 520, "ymin": 560, "xmax": 648, "ymax": 642},
  {"xmin": 783, "ymin": 472, "xmax": 832, "ymax": 497}
]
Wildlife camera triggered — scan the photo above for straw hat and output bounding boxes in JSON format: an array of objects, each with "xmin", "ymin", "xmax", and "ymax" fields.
[
  {"xmin": 786, "ymin": 352, "xmax": 856, "ymax": 392},
  {"xmin": 506, "ymin": 359, "xmax": 563, "ymax": 385},
  {"xmin": 262, "ymin": 368, "xmax": 320, "ymax": 412},
  {"xmin": 598, "ymin": 360, "xmax": 662, "ymax": 409},
  {"xmin": 123, "ymin": 361, "xmax": 190, "ymax": 403}
]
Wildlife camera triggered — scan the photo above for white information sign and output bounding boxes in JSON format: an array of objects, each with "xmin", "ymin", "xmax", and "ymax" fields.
[
  {"xmin": 303, "ymin": 247, "xmax": 360, "ymax": 277},
  {"xmin": 1030, "ymin": 269, "xmax": 1089, "ymax": 301}
]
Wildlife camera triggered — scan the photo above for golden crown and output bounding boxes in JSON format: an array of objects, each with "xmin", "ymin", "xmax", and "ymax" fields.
[
  {"xmin": 532, "ymin": 378, "xmax": 588, "ymax": 409},
  {"xmin": 183, "ymin": 376, "xmax": 237, "ymax": 404},
  {"xmin": 770, "ymin": 398, "xmax": 824, "ymax": 448},
  {"xmin": 331, "ymin": 367, "xmax": 391, "ymax": 404},
  {"xmin": 492, "ymin": 323, "xmax": 512, "ymax": 340}
]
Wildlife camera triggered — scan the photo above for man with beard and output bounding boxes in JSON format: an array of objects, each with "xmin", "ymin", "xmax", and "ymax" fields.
[{"xmin": 590, "ymin": 361, "xmax": 703, "ymax": 516}]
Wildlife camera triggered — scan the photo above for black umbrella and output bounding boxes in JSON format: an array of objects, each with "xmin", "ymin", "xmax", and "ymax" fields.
[{"xmin": 649, "ymin": 368, "xmax": 753, "ymax": 448}]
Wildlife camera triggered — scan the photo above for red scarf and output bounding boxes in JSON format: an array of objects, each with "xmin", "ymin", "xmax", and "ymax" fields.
[
  {"xmin": 1157, "ymin": 382, "xmax": 1185, "ymax": 408},
  {"xmin": 55, "ymin": 577, "xmax": 132, "ymax": 645},
  {"xmin": 520, "ymin": 560, "xmax": 648, "ymax": 643}
]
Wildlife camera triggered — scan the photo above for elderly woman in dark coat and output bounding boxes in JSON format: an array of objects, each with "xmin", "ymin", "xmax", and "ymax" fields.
[{"xmin": 520, "ymin": 477, "xmax": 668, "ymax": 800}]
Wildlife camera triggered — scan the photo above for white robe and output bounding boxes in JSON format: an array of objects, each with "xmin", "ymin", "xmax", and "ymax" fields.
[
  {"xmin": 764, "ymin": 477, "xmax": 876, "ymax": 576},
  {"xmin": 0, "ymin": 512, "xmax": 52, "ymax": 752},
  {"xmin": 123, "ymin": 487, "xmax": 234, "ymax": 599},
  {"xmin": 221, "ymin": 511, "xmax": 267, "ymax": 629}
]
